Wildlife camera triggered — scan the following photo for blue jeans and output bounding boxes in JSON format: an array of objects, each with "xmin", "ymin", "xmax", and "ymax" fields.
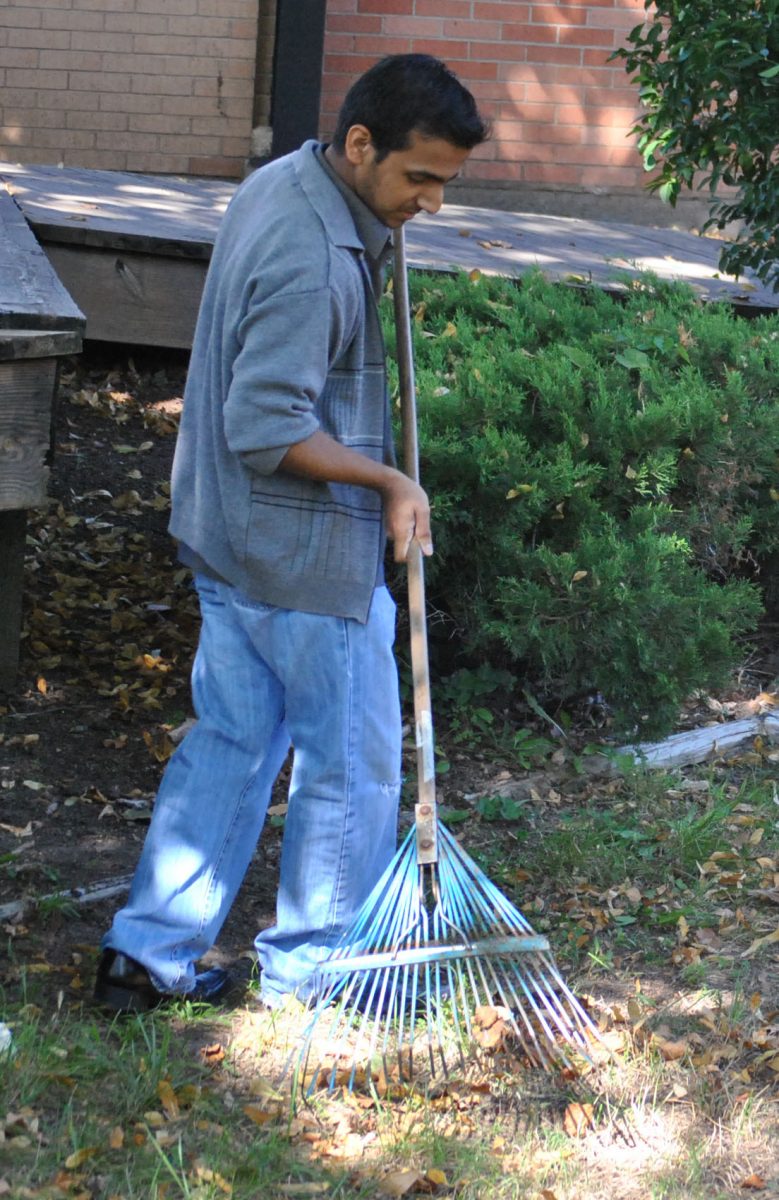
[{"xmin": 103, "ymin": 576, "xmax": 401, "ymax": 1006}]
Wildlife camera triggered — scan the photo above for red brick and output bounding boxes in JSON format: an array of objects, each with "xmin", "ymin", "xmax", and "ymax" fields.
[
  {"xmin": 457, "ymin": 59, "xmax": 500, "ymax": 79},
  {"xmin": 443, "ymin": 19, "xmax": 502, "ymax": 40},
  {"xmin": 559, "ymin": 25, "xmax": 616, "ymax": 45},
  {"xmin": 358, "ymin": 0, "xmax": 413, "ymax": 11},
  {"xmin": 467, "ymin": 138, "xmax": 497, "ymax": 160},
  {"xmin": 521, "ymin": 120, "xmax": 584, "ymax": 144},
  {"xmin": 328, "ymin": 13, "xmax": 382, "ymax": 33},
  {"xmin": 510, "ymin": 101, "xmax": 556, "ymax": 122},
  {"xmin": 412, "ymin": 39, "xmax": 469, "ymax": 59},
  {"xmin": 526, "ymin": 44, "xmax": 581, "ymax": 63},
  {"xmin": 473, "ymin": 3, "xmax": 531, "ymax": 19},
  {"xmin": 490, "ymin": 119, "xmax": 524, "ymax": 140},
  {"xmin": 324, "ymin": 32, "xmax": 357, "ymax": 52},
  {"xmin": 522, "ymin": 162, "xmax": 582, "ymax": 183},
  {"xmin": 552, "ymin": 64, "xmax": 619, "ymax": 85},
  {"xmin": 502, "ymin": 22, "xmax": 558, "ymax": 43},
  {"xmin": 466, "ymin": 41, "xmax": 529, "ymax": 62},
  {"xmin": 324, "ymin": 53, "xmax": 380, "ymax": 74},
  {"xmin": 586, "ymin": 5, "xmax": 646, "ymax": 28},
  {"xmin": 580, "ymin": 164, "xmax": 642, "ymax": 186},
  {"xmin": 353, "ymin": 34, "xmax": 413, "ymax": 54},
  {"xmin": 416, "ymin": 0, "xmax": 471, "ymax": 14},
  {"xmin": 467, "ymin": 160, "xmax": 524, "ymax": 180},
  {"xmin": 581, "ymin": 48, "xmax": 617, "ymax": 66},
  {"xmin": 384, "ymin": 15, "xmax": 443, "ymax": 36},
  {"xmin": 584, "ymin": 86, "xmax": 641, "ymax": 107},
  {"xmin": 531, "ymin": 3, "xmax": 587, "ymax": 23},
  {"xmin": 525, "ymin": 81, "xmax": 580, "ymax": 104}
]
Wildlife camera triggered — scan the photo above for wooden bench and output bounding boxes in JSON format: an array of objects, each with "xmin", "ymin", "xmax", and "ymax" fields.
[{"xmin": 0, "ymin": 183, "xmax": 84, "ymax": 689}]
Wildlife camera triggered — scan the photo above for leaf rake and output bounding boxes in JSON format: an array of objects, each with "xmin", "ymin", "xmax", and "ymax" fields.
[{"xmin": 294, "ymin": 229, "xmax": 601, "ymax": 1096}]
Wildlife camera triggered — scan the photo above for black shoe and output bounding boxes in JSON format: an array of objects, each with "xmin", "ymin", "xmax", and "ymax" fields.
[{"xmin": 94, "ymin": 949, "xmax": 231, "ymax": 1014}]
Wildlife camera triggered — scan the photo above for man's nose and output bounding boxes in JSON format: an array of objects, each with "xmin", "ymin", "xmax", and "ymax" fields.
[{"xmin": 418, "ymin": 182, "xmax": 444, "ymax": 215}]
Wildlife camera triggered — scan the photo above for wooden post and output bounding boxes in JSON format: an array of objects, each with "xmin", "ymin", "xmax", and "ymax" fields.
[{"xmin": 0, "ymin": 509, "xmax": 26, "ymax": 691}]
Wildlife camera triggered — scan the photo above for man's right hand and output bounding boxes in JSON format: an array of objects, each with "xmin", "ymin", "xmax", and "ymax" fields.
[
  {"xmin": 279, "ymin": 431, "xmax": 433, "ymax": 563},
  {"xmin": 379, "ymin": 471, "xmax": 433, "ymax": 562}
]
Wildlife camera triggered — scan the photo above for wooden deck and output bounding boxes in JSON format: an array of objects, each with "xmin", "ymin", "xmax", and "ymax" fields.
[
  {"xmin": 1, "ymin": 161, "xmax": 777, "ymax": 351},
  {"xmin": 0, "ymin": 181, "xmax": 84, "ymax": 688}
]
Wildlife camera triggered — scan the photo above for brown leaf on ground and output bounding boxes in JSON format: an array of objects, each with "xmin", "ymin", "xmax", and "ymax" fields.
[
  {"xmin": 199, "ymin": 1042, "xmax": 225, "ymax": 1066},
  {"xmin": 740, "ymin": 1174, "xmax": 766, "ymax": 1190},
  {"xmin": 563, "ymin": 1102, "xmax": 595, "ymax": 1138},
  {"xmin": 472, "ymin": 1004, "xmax": 512, "ymax": 1051},
  {"xmin": 377, "ymin": 1168, "xmax": 425, "ymax": 1196}
]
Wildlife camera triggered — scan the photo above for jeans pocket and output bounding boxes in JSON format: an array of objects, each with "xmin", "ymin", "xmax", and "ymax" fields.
[
  {"xmin": 194, "ymin": 575, "xmax": 226, "ymax": 607},
  {"xmin": 231, "ymin": 587, "xmax": 279, "ymax": 615}
]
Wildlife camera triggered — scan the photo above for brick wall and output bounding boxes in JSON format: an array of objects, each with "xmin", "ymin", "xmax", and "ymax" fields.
[
  {"xmin": 320, "ymin": 0, "xmax": 650, "ymax": 203},
  {"xmin": 0, "ymin": 0, "xmax": 264, "ymax": 177}
]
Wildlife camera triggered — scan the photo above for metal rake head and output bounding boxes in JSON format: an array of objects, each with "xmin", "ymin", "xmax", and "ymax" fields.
[{"xmin": 294, "ymin": 824, "xmax": 601, "ymax": 1095}]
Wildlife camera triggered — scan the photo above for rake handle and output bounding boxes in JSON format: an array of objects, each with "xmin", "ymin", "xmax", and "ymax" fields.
[{"xmin": 392, "ymin": 227, "xmax": 438, "ymax": 866}]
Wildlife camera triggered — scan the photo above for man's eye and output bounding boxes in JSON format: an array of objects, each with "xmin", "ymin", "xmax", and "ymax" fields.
[{"xmin": 407, "ymin": 174, "xmax": 427, "ymax": 184}]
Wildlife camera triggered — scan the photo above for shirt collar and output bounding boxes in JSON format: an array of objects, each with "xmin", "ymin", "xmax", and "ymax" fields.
[{"xmin": 314, "ymin": 143, "xmax": 392, "ymax": 266}]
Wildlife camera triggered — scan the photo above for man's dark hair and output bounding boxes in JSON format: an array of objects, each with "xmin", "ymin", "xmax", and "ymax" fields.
[{"xmin": 331, "ymin": 54, "xmax": 489, "ymax": 160}]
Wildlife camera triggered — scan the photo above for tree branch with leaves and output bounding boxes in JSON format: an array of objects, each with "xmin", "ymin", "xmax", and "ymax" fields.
[{"xmin": 612, "ymin": 0, "xmax": 779, "ymax": 288}]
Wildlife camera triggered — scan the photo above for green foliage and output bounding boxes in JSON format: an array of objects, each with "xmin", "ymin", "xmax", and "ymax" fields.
[
  {"xmin": 384, "ymin": 270, "xmax": 779, "ymax": 734},
  {"xmin": 612, "ymin": 0, "xmax": 779, "ymax": 288}
]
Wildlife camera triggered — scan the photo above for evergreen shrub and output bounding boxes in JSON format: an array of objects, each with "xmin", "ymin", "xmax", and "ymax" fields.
[{"xmin": 382, "ymin": 270, "xmax": 779, "ymax": 735}]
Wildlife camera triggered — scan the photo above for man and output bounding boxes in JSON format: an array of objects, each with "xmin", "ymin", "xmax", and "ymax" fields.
[{"xmin": 95, "ymin": 54, "xmax": 488, "ymax": 1013}]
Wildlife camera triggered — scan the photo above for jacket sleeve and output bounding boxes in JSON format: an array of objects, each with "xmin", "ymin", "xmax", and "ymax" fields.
[{"xmin": 222, "ymin": 271, "xmax": 361, "ymax": 476}]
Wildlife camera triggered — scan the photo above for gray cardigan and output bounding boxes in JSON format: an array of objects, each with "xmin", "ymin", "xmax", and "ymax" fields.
[{"xmin": 169, "ymin": 142, "xmax": 394, "ymax": 623}]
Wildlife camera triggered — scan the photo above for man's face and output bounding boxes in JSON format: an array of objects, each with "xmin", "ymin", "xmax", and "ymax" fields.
[{"xmin": 350, "ymin": 129, "xmax": 471, "ymax": 228}]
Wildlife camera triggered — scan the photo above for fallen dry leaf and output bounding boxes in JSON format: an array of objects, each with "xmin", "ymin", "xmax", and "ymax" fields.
[
  {"xmin": 199, "ymin": 1042, "xmax": 226, "ymax": 1066},
  {"xmin": 64, "ymin": 1146, "xmax": 99, "ymax": 1169},
  {"xmin": 378, "ymin": 1168, "xmax": 425, "ymax": 1197},
  {"xmin": 243, "ymin": 1104, "xmax": 283, "ymax": 1126},
  {"xmin": 563, "ymin": 1102, "xmax": 595, "ymax": 1138},
  {"xmin": 740, "ymin": 1174, "xmax": 766, "ymax": 1190},
  {"xmin": 742, "ymin": 927, "xmax": 779, "ymax": 959}
]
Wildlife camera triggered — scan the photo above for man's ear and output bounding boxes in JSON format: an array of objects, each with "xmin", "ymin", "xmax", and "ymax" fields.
[{"xmin": 343, "ymin": 124, "xmax": 374, "ymax": 166}]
